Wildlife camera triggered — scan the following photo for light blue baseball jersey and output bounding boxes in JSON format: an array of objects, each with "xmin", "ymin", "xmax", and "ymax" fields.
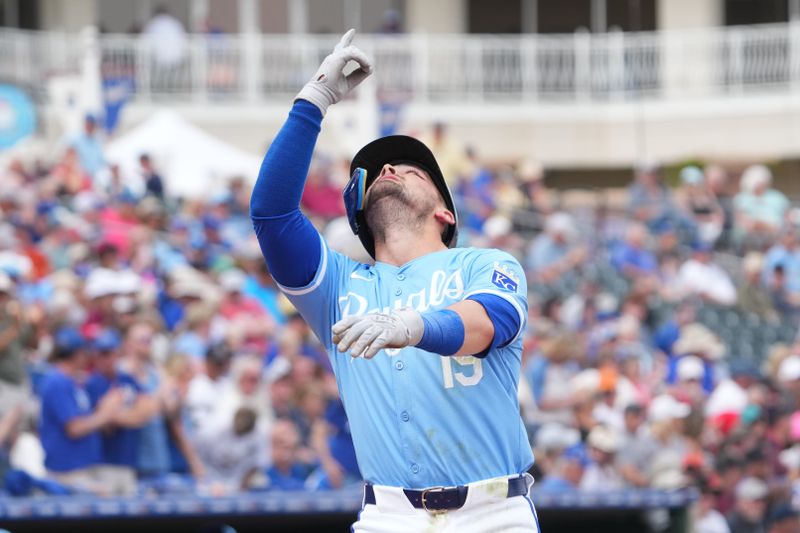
[{"xmin": 278, "ymin": 235, "xmax": 533, "ymax": 489}]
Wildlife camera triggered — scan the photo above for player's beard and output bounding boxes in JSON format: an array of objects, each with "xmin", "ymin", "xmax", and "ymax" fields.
[{"xmin": 364, "ymin": 181, "xmax": 435, "ymax": 245}]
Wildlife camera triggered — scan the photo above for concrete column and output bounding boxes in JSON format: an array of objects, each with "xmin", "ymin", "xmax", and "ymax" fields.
[
  {"xmin": 657, "ymin": 0, "xmax": 722, "ymax": 30},
  {"xmin": 657, "ymin": 0, "xmax": 724, "ymax": 99},
  {"xmin": 343, "ymin": 0, "xmax": 361, "ymax": 32},
  {"xmin": 4, "ymin": 0, "xmax": 19, "ymax": 28},
  {"xmin": 238, "ymin": 0, "xmax": 259, "ymax": 33},
  {"xmin": 190, "ymin": 0, "xmax": 209, "ymax": 32},
  {"xmin": 39, "ymin": 0, "xmax": 96, "ymax": 31},
  {"xmin": 521, "ymin": 0, "xmax": 537, "ymax": 33},
  {"xmin": 238, "ymin": 0, "xmax": 260, "ymax": 102},
  {"xmin": 288, "ymin": 0, "xmax": 308, "ymax": 34},
  {"xmin": 591, "ymin": 0, "xmax": 606, "ymax": 32},
  {"xmin": 407, "ymin": 0, "xmax": 465, "ymax": 33}
]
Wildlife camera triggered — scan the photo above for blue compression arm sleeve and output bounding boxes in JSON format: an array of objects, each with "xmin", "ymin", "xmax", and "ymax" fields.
[
  {"xmin": 466, "ymin": 293, "xmax": 521, "ymax": 357},
  {"xmin": 417, "ymin": 310, "xmax": 465, "ymax": 356},
  {"xmin": 250, "ymin": 100, "xmax": 325, "ymax": 288}
]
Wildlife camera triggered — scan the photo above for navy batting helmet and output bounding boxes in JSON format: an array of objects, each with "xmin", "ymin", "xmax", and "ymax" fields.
[{"xmin": 344, "ymin": 135, "xmax": 458, "ymax": 259}]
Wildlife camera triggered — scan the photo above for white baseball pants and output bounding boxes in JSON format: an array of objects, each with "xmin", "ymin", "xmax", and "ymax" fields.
[{"xmin": 352, "ymin": 474, "xmax": 541, "ymax": 533}]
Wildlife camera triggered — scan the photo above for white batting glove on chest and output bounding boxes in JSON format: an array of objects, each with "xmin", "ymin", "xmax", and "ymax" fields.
[
  {"xmin": 332, "ymin": 309, "xmax": 424, "ymax": 359},
  {"xmin": 295, "ymin": 29, "xmax": 374, "ymax": 115}
]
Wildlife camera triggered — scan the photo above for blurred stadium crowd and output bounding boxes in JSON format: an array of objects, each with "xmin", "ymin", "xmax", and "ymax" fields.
[{"xmin": 1, "ymin": 115, "xmax": 800, "ymax": 532}]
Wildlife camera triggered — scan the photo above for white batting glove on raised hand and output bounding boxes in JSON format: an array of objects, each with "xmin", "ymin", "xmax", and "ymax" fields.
[
  {"xmin": 332, "ymin": 309, "xmax": 424, "ymax": 359},
  {"xmin": 295, "ymin": 29, "xmax": 373, "ymax": 115}
]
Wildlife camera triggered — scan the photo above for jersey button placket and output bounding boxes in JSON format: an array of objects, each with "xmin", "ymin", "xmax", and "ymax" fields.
[
  {"xmin": 410, "ymin": 463, "xmax": 420, "ymax": 474},
  {"xmin": 400, "ymin": 410, "xmax": 410, "ymax": 422},
  {"xmin": 394, "ymin": 360, "xmax": 404, "ymax": 370}
]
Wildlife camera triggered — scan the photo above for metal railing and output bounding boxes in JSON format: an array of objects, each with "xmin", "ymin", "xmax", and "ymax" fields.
[{"xmin": 2, "ymin": 23, "xmax": 800, "ymax": 104}]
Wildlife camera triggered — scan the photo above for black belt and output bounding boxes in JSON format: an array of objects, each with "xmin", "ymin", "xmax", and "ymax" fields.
[{"xmin": 363, "ymin": 476, "xmax": 528, "ymax": 513}]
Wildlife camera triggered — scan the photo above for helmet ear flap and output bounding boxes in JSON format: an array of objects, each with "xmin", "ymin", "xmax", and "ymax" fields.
[{"xmin": 343, "ymin": 167, "xmax": 368, "ymax": 236}]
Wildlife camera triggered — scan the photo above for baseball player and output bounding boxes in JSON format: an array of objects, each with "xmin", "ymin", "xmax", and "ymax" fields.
[{"xmin": 250, "ymin": 30, "xmax": 539, "ymax": 532}]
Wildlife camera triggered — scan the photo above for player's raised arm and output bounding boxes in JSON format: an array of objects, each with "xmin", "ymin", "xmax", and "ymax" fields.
[{"xmin": 249, "ymin": 30, "xmax": 373, "ymax": 288}]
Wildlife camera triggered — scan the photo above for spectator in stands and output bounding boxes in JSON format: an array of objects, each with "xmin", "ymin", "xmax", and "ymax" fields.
[
  {"xmin": 738, "ymin": 252, "xmax": 780, "ymax": 322},
  {"xmin": 185, "ymin": 343, "xmax": 232, "ymax": 436},
  {"xmin": 301, "ymin": 158, "xmax": 346, "ymax": 221},
  {"xmin": 627, "ymin": 161, "xmax": 676, "ymax": 232},
  {"xmin": 85, "ymin": 328, "xmax": 157, "ymax": 496},
  {"xmin": 307, "ymin": 395, "xmax": 361, "ymax": 490},
  {"xmin": 39, "ymin": 327, "xmax": 125, "ymax": 494},
  {"xmin": 0, "ymin": 273, "xmax": 32, "ymax": 418},
  {"xmin": 668, "ymin": 323, "xmax": 726, "ymax": 394},
  {"xmin": 766, "ymin": 265, "xmax": 797, "ymax": 317},
  {"xmin": 694, "ymin": 475, "xmax": 731, "ymax": 533},
  {"xmin": 766, "ymin": 502, "xmax": 800, "ymax": 533},
  {"xmin": 69, "ymin": 115, "xmax": 106, "ymax": 180},
  {"xmin": 706, "ymin": 164, "xmax": 735, "ymax": 246},
  {"xmin": 531, "ymin": 422, "xmax": 581, "ymax": 481},
  {"xmin": 172, "ymin": 302, "xmax": 217, "ymax": 361},
  {"xmin": 676, "ymin": 242, "xmax": 737, "ymax": 306},
  {"xmin": 734, "ymin": 165, "xmax": 790, "ymax": 247},
  {"xmin": 141, "ymin": 5, "xmax": 187, "ymax": 69},
  {"xmin": 195, "ymin": 406, "xmax": 266, "ymax": 494},
  {"xmin": 0, "ymin": 402, "xmax": 24, "ymax": 483},
  {"xmin": 654, "ymin": 300, "xmax": 696, "ymax": 356},
  {"xmin": 762, "ymin": 227, "xmax": 800, "ymax": 310},
  {"xmin": 242, "ymin": 262, "xmax": 287, "ymax": 326},
  {"xmin": 617, "ymin": 404, "xmax": 650, "ymax": 487},
  {"xmin": 525, "ymin": 332, "xmax": 582, "ymax": 427},
  {"xmin": 610, "ymin": 223, "xmax": 659, "ymax": 286},
  {"xmin": 420, "ymin": 122, "xmax": 471, "ymax": 187},
  {"xmin": 581, "ymin": 425, "xmax": 624, "ymax": 490},
  {"xmin": 619, "ymin": 395, "xmax": 690, "ymax": 489},
  {"xmin": 457, "ymin": 147, "xmax": 495, "ymax": 233},
  {"xmin": 538, "ymin": 443, "xmax": 589, "ymax": 491},
  {"xmin": 260, "ymin": 419, "xmax": 308, "ymax": 490},
  {"xmin": 161, "ymin": 353, "xmax": 205, "ymax": 480},
  {"xmin": 118, "ymin": 320, "xmax": 172, "ymax": 480},
  {"xmin": 139, "ymin": 154, "xmax": 165, "ymax": 200},
  {"xmin": 678, "ymin": 165, "xmax": 724, "ymax": 246},
  {"xmin": 212, "ymin": 354, "xmax": 273, "ymax": 434},
  {"xmin": 525, "ymin": 212, "xmax": 586, "ymax": 284},
  {"xmin": 517, "ymin": 159, "xmax": 552, "ymax": 219},
  {"xmin": 726, "ymin": 476, "xmax": 769, "ymax": 533},
  {"xmin": 51, "ymin": 147, "xmax": 91, "ymax": 197},
  {"xmin": 217, "ymin": 268, "xmax": 274, "ymax": 355}
]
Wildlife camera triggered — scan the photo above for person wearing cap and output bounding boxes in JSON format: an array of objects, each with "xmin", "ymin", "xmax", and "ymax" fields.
[
  {"xmin": 766, "ymin": 502, "xmax": 800, "ymax": 533},
  {"xmin": 85, "ymin": 328, "xmax": 158, "ymax": 496},
  {"xmin": 250, "ymin": 31, "xmax": 538, "ymax": 531},
  {"xmin": 185, "ymin": 342, "xmax": 233, "ymax": 437},
  {"xmin": 580, "ymin": 424, "xmax": 624, "ymax": 491},
  {"xmin": 726, "ymin": 476, "xmax": 769, "ymax": 533},
  {"xmin": 38, "ymin": 326, "xmax": 126, "ymax": 494},
  {"xmin": 538, "ymin": 443, "xmax": 589, "ymax": 492},
  {"xmin": 668, "ymin": 323, "xmax": 727, "ymax": 395},
  {"xmin": 618, "ymin": 395, "xmax": 691, "ymax": 488}
]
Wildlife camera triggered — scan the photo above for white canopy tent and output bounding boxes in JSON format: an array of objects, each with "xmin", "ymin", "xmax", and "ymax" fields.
[{"xmin": 106, "ymin": 110, "xmax": 261, "ymax": 199}]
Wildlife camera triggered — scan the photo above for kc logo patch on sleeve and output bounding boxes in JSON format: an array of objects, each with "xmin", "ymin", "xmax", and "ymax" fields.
[{"xmin": 491, "ymin": 262, "xmax": 520, "ymax": 292}]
